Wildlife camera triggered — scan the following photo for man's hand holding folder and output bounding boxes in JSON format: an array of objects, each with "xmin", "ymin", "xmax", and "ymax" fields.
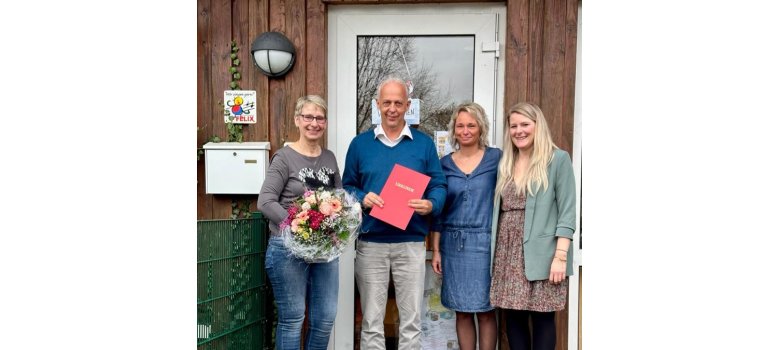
[{"xmin": 367, "ymin": 164, "xmax": 432, "ymax": 230}]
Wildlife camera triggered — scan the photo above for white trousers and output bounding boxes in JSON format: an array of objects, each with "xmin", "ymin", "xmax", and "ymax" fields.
[{"xmin": 355, "ymin": 240, "xmax": 426, "ymax": 350}]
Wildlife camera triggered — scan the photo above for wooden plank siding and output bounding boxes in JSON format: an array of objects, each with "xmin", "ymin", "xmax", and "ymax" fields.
[
  {"xmin": 503, "ymin": 2, "xmax": 579, "ymax": 349},
  {"xmin": 197, "ymin": 0, "xmax": 213, "ymax": 220},
  {"xmin": 540, "ymin": 0, "xmax": 566, "ymax": 158},
  {"xmin": 232, "ymin": 0, "xmax": 270, "ymax": 213},
  {"xmin": 306, "ymin": 0, "xmax": 329, "ymax": 149},
  {"xmin": 562, "ymin": 0, "xmax": 578, "ymax": 156},
  {"xmin": 197, "ymin": 0, "xmax": 579, "ymax": 214},
  {"xmin": 283, "ymin": 0, "xmax": 307, "ymax": 153},
  {"xmin": 233, "ymin": 0, "xmax": 270, "ymax": 145},
  {"xmin": 196, "ymin": 1, "xmax": 579, "ymax": 348},
  {"xmin": 322, "ymin": 0, "xmax": 503, "ymax": 4},
  {"xmin": 528, "ymin": 0, "xmax": 545, "ymax": 104},
  {"xmin": 505, "ymin": 0, "xmax": 530, "ymax": 104},
  {"xmin": 210, "ymin": 0, "xmax": 235, "ymax": 219}
]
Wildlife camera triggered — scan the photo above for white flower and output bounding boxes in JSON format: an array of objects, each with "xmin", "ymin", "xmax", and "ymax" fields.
[
  {"xmin": 301, "ymin": 202, "xmax": 311, "ymax": 210},
  {"xmin": 320, "ymin": 191, "xmax": 332, "ymax": 200}
]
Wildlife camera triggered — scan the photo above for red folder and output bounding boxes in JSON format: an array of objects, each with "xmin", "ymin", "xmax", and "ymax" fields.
[{"xmin": 369, "ymin": 164, "xmax": 431, "ymax": 230}]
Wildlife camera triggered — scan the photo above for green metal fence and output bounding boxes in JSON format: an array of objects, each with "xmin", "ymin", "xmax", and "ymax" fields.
[{"xmin": 197, "ymin": 212, "xmax": 274, "ymax": 350}]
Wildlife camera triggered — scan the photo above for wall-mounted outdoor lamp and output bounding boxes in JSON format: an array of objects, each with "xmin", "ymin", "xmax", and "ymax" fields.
[{"xmin": 250, "ymin": 32, "xmax": 296, "ymax": 78}]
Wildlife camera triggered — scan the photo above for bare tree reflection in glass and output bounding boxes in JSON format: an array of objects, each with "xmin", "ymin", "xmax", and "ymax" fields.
[{"xmin": 356, "ymin": 36, "xmax": 474, "ymax": 138}]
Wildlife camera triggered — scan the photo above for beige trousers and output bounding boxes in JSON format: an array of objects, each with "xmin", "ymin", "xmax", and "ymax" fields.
[{"xmin": 355, "ymin": 240, "xmax": 426, "ymax": 350}]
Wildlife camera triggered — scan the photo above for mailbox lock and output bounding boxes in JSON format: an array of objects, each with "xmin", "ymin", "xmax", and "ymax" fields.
[{"xmin": 233, "ymin": 152, "xmax": 237, "ymax": 156}]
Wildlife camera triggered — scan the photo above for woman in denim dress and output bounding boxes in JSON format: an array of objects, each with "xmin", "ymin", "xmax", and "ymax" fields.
[{"xmin": 431, "ymin": 103, "xmax": 501, "ymax": 350}]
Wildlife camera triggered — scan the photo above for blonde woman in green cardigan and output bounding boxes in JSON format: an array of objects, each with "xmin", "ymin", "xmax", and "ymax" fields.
[{"xmin": 489, "ymin": 102, "xmax": 576, "ymax": 350}]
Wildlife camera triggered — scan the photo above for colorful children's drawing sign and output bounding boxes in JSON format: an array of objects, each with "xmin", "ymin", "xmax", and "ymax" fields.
[{"xmin": 224, "ymin": 90, "xmax": 257, "ymax": 124}]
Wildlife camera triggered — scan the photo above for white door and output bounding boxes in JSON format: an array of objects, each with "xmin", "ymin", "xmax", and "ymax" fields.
[{"xmin": 327, "ymin": 4, "xmax": 506, "ymax": 349}]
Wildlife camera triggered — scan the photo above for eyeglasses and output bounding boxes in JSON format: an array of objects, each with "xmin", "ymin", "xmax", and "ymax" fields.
[{"xmin": 298, "ymin": 114, "xmax": 327, "ymax": 124}]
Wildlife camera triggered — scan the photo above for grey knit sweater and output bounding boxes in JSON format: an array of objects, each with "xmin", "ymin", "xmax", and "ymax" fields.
[{"xmin": 257, "ymin": 146, "xmax": 342, "ymax": 235}]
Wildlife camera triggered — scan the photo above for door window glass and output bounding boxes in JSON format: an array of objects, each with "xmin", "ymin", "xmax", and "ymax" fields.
[{"xmin": 356, "ymin": 36, "xmax": 475, "ymax": 138}]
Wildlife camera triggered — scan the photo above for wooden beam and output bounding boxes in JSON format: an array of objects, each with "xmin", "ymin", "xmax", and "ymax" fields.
[
  {"xmin": 210, "ymin": 0, "xmax": 234, "ymax": 219},
  {"xmin": 322, "ymin": 0, "xmax": 503, "ymax": 4},
  {"xmin": 505, "ymin": 0, "xmax": 530, "ymax": 110},
  {"xmin": 540, "ymin": 0, "xmax": 565, "ymax": 156},
  {"xmin": 235, "ymin": 0, "xmax": 271, "ymax": 143},
  {"xmin": 561, "ymin": 0, "xmax": 578, "ymax": 155},
  {"xmin": 197, "ymin": 0, "xmax": 213, "ymax": 220}
]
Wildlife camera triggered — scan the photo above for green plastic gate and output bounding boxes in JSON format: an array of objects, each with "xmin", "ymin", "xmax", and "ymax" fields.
[{"xmin": 197, "ymin": 212, "xmax": 274, "ymax": 350}]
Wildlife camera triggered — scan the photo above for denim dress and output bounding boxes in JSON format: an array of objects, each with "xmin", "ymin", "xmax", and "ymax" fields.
[{"xmin": 435, "ymin": 147, "xmax": 501, "ymax": 312}]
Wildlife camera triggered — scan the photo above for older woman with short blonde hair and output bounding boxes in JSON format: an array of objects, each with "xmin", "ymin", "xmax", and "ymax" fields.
[{"xmin": 258, "ymin": 95, "xmax": 341, "ymax": 350}]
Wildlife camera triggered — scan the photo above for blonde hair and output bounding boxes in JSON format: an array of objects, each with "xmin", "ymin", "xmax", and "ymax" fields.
[
  {"xmin": 495, "ymin": 102, "xmax": 558, "ymax": 199},
  {"xmin": 447, "ymin": 102, "xmax": 490, "ymax": 149},
  {"xmin": 294, "ymin": 95, "xmax": 327, "ymax": 116}
]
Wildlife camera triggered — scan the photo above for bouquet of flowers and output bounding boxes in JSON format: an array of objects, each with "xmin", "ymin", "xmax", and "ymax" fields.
[{"xmin": 279, "ymin": 187, "xmax": 362, "ymax": 263}]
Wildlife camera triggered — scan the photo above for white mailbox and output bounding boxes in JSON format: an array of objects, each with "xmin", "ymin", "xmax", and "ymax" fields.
[{"xmin": 203, "ymin": 142, "xmax": 271, "ymax": 194}]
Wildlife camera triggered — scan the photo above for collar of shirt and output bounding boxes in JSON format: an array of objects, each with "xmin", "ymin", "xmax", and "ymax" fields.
[{"xmin": 373, "ymin": 122, "xmax": 413, "ymax": 147}]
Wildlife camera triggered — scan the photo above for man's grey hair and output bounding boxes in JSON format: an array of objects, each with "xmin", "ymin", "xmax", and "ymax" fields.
[{"xmin": 375, "ymin": 76, "xmax": 409, "ymax": 100}]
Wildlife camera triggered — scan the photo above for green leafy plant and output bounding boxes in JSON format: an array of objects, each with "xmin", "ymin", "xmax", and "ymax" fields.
[
  {"xmin": 202, "ymin": 41, "xmax": 253, "ymax": 220},
  {"xmin": 228, "ymin": 40, "xmax": 248, "ymax": 219},
  {"xmin": 200, "ymin": 40, "xmax": 244, "ymax": 157},
  {"xmin": 231, "ymin": 199, "xmax": 253, "ymax": 220},
  {"xmin": 225, "ymin": 40, "xmax": 244, "ymax": 142}
]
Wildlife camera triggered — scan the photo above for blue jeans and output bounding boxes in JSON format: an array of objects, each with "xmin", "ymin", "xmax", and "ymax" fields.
[{"xmin": 265, "ymin": 236, "xmax": 339, "ymax": 350}]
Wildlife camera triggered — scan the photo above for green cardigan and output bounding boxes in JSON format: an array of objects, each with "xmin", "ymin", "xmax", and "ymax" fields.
[{"xmin": 490, "ymin": 149, "xmax": 577, "ymax": 281}]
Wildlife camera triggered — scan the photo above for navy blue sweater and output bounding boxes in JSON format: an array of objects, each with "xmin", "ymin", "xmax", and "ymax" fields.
[{"xmin": 342, "ymin": 128, "xmax": 447, "ymax": 243}]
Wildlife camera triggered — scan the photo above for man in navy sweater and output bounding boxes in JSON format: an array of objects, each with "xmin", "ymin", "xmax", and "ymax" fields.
[{"xmin": 343, "ymin": 77, "xmax": 447, "ymax": 350}]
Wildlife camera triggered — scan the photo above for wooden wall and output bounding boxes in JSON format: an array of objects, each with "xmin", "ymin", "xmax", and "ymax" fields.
[
  {"xmin": 505, "ymin": 0, "xmax": 579, "ymax": 156},
  {"xmin": 503, "ymin": 2, "xmax": 579, "ymax": 348},
  {"xmin": 197, "ymin": 0, "xmax": 579, "ymax": 348},
  {"xmin": 197, "ymin": 0, "xmax": 327, "ymax": 220}
]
